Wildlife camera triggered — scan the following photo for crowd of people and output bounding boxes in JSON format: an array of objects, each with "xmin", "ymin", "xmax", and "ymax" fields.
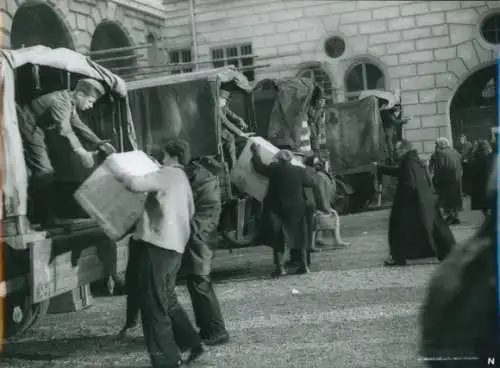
[
  {"xmin": 429, "ymin": 133, "xmax": 495, "ymax": 224},
  {"xmin": 14, "ymin": 71, "xmax": 496, "ymax": 367}
]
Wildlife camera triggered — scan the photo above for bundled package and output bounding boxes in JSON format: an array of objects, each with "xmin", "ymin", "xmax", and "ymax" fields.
[
  {"xmin": 74, "ymin": 150, "xmax": 159, "ymax": 241},
  {"xmin": 231, "ymin": 136, "xmax": 304, "ymax": 202}
]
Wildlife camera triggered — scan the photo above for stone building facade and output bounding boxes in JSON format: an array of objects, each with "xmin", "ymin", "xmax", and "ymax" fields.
[
  {"xmin": 1, "ymin": 0, "xmax": 168, "ymax": 76},
  {"xmin": 162, "ymin": 0, "xmax": 498, "ymax": 158}
]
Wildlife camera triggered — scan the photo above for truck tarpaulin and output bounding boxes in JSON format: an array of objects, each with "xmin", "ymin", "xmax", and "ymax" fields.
[
  {"xmin": 326, "ymin": 96, "xmax": 388, "ymax": 173},
  {"xmin": 254, "ymin": 77, "xmax": 315, "ymax": 149}
]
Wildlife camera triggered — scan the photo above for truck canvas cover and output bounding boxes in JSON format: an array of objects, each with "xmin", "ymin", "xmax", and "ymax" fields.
[
  {"xmin": 254, "ymin": 77, "xmax": 315, "ymax": 150},
  {"xmin": 127, "ymin": 66, "xmax": 252, "ymax": 159},
  {"xmin": 0, "ymin": 46, "xmax": 136, "ymax": 219},
  {"xmin": 327, "ymin": 96, "xmax": 387, "ymax": 174}
]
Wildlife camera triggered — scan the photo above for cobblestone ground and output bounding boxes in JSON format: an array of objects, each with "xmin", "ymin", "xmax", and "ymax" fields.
[{"xmin": 0, "ymin": 207, "xmax": 483, "ymax": 368}]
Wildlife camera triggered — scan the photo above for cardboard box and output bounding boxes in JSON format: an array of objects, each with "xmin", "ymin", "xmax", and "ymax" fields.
[
  {"xmin": 231, "ymin": 136, "xmax": 304, "ymax": 202},
  {"xmin": 74, "ymin": 151, "xmax": 159, "ymax": 241}
]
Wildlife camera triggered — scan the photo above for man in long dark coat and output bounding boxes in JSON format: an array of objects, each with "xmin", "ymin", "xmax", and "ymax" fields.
[
  {"xmin": 376, "ymin": 140, "xmax": 455, "ymax": 266},
  {"xmin": 251, "ymin": 146, "xmax": 314, "ymax": 276},
  {"xmin": 432, "ymin": 137, "xmax": 463, "ymax": 225},
  {"xmin": 470, "ymin": 140, "xmax": 494, "ymax": 215}
]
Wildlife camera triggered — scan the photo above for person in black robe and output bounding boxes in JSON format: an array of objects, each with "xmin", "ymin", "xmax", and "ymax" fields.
[
  {"xmin": 455, "ymin": 133, "xmax": 473, "ymax": 196},
  {"xmin": 251, "ymin": 145, "xmax": 314, "ymax": 276},
  {"xmin": 469, "ymin": 140, "xmax": 494, "ymax": 215},
  {"xmin": 432, "ymin": 137, "xmax": 463, "ymax": 225},
  {"xmin": 376, "ymin": 140, "xmax": 456, "ymax": 266}
]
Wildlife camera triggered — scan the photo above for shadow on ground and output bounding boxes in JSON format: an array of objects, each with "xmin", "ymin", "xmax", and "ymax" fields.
[{"xmin": 1, "ymin": 334, "xmax": 144, "ymax": 361}]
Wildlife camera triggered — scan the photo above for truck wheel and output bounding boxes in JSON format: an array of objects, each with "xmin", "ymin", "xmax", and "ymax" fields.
[
  {"xmin": 4, "ymin": 292, "xmax": 49, "ymax": 339},
  {"xmin": 221, "ymin": 198, "xmax": 261, "ymax": 248}
]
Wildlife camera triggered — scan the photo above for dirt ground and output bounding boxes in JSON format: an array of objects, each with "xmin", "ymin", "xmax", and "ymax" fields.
[{"xmin": 0, "ymin": 205, "xmax": 484, "ymax": 368}]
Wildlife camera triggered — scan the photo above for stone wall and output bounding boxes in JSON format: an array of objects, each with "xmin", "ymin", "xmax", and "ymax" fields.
[
  {"xmin": 162, "ymin": 0, "xmax": 498, "ymax": 157},
  {"xmin": 1, "ymin": 0, "xmax": 168, "ymax": 68}
]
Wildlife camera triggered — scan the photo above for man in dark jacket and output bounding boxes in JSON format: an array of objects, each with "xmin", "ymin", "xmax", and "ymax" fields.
[
  {"xmin": 469, "ymin": 140, "xmax": 494, "ymax": 215},
  {"xmin": 183, "ymin": 159, "xmax": 229, "ymax": 346},
  {"xmin": 251, "ymin": 145, "xmax": 314, "ymax": 276},
  {"xmin": 432, "ymin": 137, "xmax": 463, "ymax": 225},
  {"xmin": 286, "ymin": 156, "xmax": 318, "ymax": 269},
  {"xmin": 376, "ymin": 140, "xmax": 455, "ymax": 266}
]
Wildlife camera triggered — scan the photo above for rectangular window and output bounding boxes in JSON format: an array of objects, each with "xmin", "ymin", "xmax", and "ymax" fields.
[
  {"xmin": 169, "ymin": 48, "xmax": 193, "ymax": 74},
  {"xmin": 211, "ymin": 43, "xmax": 255, "ymax": 81}
]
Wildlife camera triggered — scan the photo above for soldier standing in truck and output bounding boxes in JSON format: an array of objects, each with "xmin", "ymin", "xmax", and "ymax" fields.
[
  {"xmin": 18, "ymin": 78, "xmax": 116, "ymax": 226},
  {"xmin": 219, "ymin": 89, "xmax": 250, "ymax": 170},
  {"xmin": 379, "ymin": 102, "xmax": 408, "ymax": 164}
]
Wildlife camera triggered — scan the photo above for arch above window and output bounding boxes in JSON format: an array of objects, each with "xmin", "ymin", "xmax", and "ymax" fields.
[
  {"xmin": 345, "ymin": 61, "xmax": 386, "ymax": 101},
  {"xmin": 297, "ymin": 64, "xmax": 335, "ymax": 105},
  {"xmin": 147, "ymin": 33, "xmax": 159, "ymax": 66}
]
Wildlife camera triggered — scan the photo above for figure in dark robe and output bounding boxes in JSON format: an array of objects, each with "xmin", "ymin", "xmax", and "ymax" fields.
[
  {"xmin": 432, "ymin": 137, "xmax": 463, "ymax": 225},
  {"xmin": 376, "ymin": 140, "xmax": 455, "ymax": 266},
  {"xmin": 251, "ymin": 145, "xmax": 314, "ymax": 276},
  {"xmin": 469, "ymin": 140, "xmax": 494, "ymax": 214}
]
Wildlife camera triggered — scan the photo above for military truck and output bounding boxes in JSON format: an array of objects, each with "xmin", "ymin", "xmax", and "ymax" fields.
[{"xmin": 0, "ymin": 46, "xmax": 135, "ymax": 338}]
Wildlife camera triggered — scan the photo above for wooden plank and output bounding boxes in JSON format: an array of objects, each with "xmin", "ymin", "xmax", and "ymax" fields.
[{"xmin": 30, "ymin": 236, "xmax": 129, "ymax": 303}]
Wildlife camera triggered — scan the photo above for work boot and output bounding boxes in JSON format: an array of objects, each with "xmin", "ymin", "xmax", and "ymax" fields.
[
  {"xmin": 202, "ymin": 331, "xmax": 230, "ymax": 346},
  {"xmin": 271, "ymin": 266, "xmax": 287, "ymax": 278},
  {"xmin": 295, "ymin": 264, "xmax": 310, "ymax": 275},
  {"xmin": 383, "ymin": 256, "xmax": 407, "ymax": 267},
  {"xmin": 181, "ymin": 344, "xmax": 205, "ymax": 364},
  {"xmin": 272, "ymin": 252, "xmax": 287, "ymax": 277}
]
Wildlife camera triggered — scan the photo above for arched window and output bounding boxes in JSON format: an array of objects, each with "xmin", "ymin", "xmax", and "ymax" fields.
[
  {"xmin": 345, "ymin": 62, "xmax": 385, "ymax": 101},
  {"xmin": 147, "ymin": 33, "xmax": 159, "ymax": 66},
  {"xmin": 297, "ymin": 65, "xmax": 334, "ymax": 105}
]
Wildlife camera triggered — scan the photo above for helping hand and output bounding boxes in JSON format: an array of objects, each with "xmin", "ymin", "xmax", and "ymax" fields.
[
  {"xmin": 239, "ymin": 120, "xmax": 248, "ymax": 130},
  {"xmin": 98, "ymin": 141, "xmax": 117, "ymax": 156}
]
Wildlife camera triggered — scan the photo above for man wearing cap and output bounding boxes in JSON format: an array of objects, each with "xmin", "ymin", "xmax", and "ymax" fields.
[
  {"xmin": 219, "ymin": 89, "xmax": 249, "ymax": 170},
  {"xmin": 19, "ymin": 78, "xmax": 116, "ymax": 226}
]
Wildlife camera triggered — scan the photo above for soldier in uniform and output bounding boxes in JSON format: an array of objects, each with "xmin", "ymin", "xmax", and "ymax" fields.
[
  {"xmin": 308, "ymin": 89, "xmax": 329, "ymax": 161},
  {"xmin": 380, "ymin": 103, "xmax": 408, "ymax": 164},
  {"xmin": 18, "ymin": 78, "xmax": 115, "ymax": 226},
  {"xmin": 219, "ymin": 89, "xmax": 249, "ymax": 170}
]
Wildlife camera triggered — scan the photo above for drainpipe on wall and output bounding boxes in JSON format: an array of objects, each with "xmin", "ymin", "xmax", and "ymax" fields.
[{"xmin": 189, "ymin": 0, "xmax": 199, "ymax": 71}]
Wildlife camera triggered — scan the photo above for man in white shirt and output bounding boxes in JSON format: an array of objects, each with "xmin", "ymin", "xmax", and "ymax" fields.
[{"xmin": 116, "ymin": 139, "xmax": 204, "ymax": 368}]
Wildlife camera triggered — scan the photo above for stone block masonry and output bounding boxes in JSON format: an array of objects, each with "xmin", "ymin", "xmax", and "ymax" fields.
[
  {"xmin": 1, "ymin": 0, "xmax": 166, "ymax": 68},
  {"xmin": 5, "ymin": 0, "xmax": 493, "ymax": 158},
  {"xmin": 164, "ymin": 0, "xmax": 495, "ymax": 156}
]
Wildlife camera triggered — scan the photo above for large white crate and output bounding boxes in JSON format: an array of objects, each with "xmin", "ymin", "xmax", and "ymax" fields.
[
  {"xmin": 231, "ymin": 136, "xmax": 304, "ymax": 202},
  {"xmin": 74, "ymin": 151, "xmax": 159, "ymax": 241}
]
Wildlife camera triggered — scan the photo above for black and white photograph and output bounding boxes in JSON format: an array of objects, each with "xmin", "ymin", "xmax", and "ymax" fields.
[{"xmin": 0, "ymin": 0, "xmax": 497, "ymax": 367}]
